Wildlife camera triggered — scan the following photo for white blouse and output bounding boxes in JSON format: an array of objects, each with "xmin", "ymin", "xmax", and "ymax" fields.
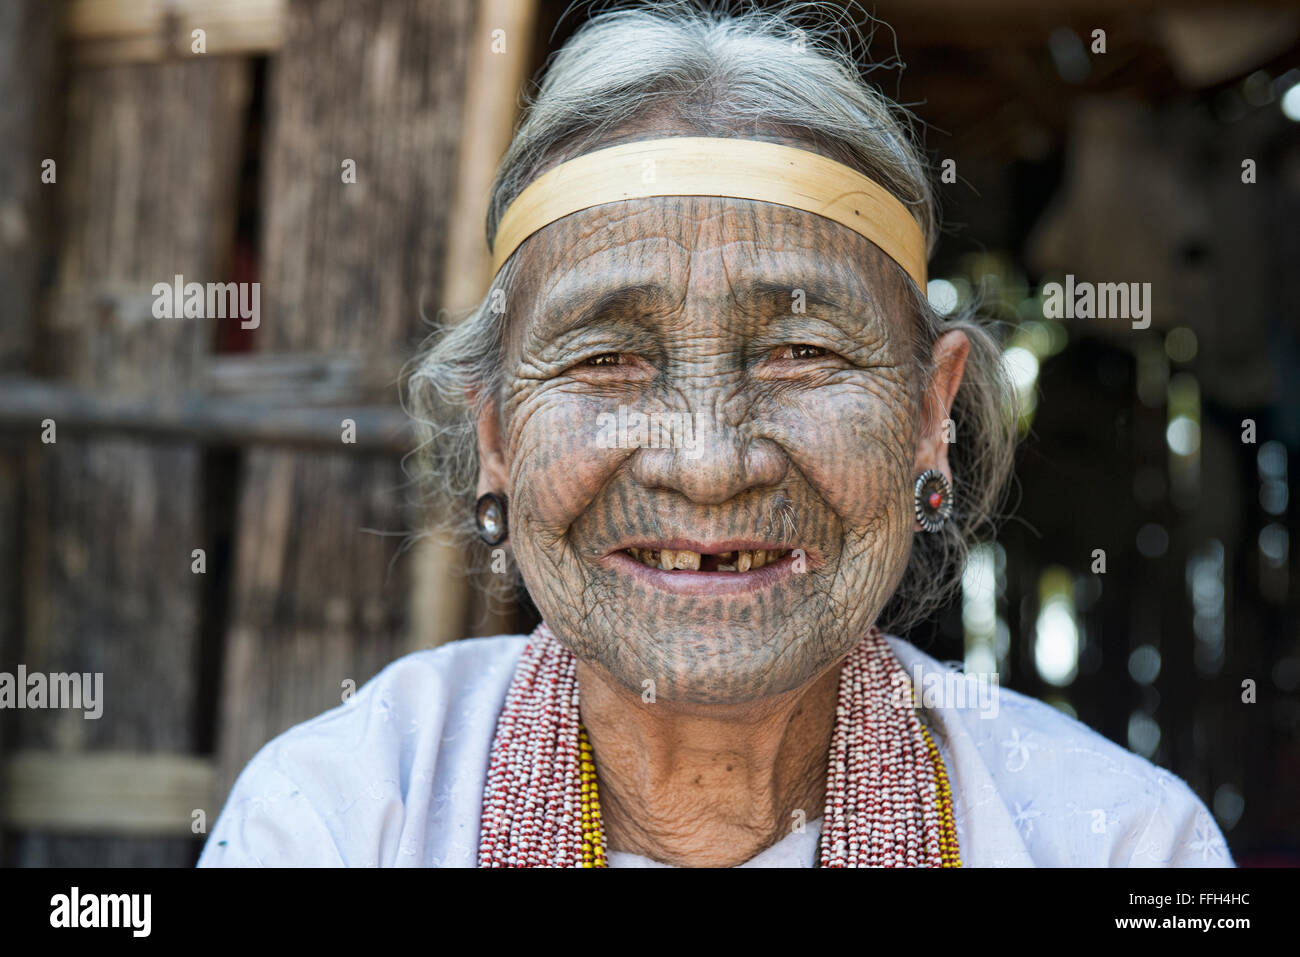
[{"xmin": 197, "ymin": 634, "xmax": 1233, "ymax": 868}]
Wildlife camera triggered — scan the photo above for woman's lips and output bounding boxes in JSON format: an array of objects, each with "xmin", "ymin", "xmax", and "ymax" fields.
[
  {"xmin": 625, "ymin": 546, "xmax": 789, "ymax": 572},
  {"xmin": 603, "ymin": 544, "xmax": 803, "ymax": 595}
]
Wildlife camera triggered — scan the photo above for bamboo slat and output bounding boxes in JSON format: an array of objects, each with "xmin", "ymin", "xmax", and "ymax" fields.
[
  {"xmin": 0, "ymin": 752, "xmax": 215, "ymax": 836},
  {"xmin": 64, "ymin": 0, "xmax": 285, "ymax": 65}
]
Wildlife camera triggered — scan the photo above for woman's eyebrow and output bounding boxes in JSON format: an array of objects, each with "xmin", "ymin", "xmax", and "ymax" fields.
[
  {"xmin": 732, "ymin": 277, "xmax": 883, "ymax": 339},
  {"xmin": 734, "ymin": 277, "xmax": 868, "ymax": 314},
  {"xmin": 535, "ymin": 281, "xmax": 666, "ymax": 336}
]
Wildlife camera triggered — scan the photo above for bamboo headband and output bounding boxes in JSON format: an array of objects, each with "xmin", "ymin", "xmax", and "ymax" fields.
[{"xmin": 490, "ymin": 136, "xmax": 928, "ymax": 288}]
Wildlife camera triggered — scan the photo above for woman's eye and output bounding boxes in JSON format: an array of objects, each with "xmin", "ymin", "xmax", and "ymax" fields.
[
  {"xmin": 782, "ymin": 344, "xmax": 828, "ymax": 360},
  {"xmin": 585, "ymin": 353, "xmax": 625, "ymax": 367}
]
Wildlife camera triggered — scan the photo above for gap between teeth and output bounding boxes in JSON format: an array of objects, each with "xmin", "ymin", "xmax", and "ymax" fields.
[{"xmin": 624, "ymin": 548, "xmax": 791, "ymax": 571}]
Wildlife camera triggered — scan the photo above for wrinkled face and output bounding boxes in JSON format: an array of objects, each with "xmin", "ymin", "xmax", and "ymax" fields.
[{"xmin": 481, "ymin": 195, "xmax": 932, "ymax": 705}]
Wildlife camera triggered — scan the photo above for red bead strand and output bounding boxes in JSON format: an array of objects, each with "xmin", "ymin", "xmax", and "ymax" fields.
[{"xmin": 478, "ymin": 623, "xmax": 960, "ymax": 868}]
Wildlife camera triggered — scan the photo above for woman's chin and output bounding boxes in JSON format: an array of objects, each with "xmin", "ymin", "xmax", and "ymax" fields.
[{"xmin": 579, "ymin": 620, "xmax": 849, "ymax": 706}]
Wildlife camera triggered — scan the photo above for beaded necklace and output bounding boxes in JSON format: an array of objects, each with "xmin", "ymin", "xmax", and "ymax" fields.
[{"xmin": 478, "ymin": 623, "xmax": 960, "ymax": 868}]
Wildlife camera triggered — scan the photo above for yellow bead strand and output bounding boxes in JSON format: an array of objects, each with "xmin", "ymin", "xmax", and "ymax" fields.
[
  {"xmin": 920, "ymin": 723, "xmax": 962, "ymax": 868},
  {"xmin": 578, "ymin": 725, "xmax": 607, "ymax": 868}
]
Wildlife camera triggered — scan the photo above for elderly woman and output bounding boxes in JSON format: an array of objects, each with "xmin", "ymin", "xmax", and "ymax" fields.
[{"xmin": 199, "ymin": 4, "xmax": 1230, "ymax": 868}]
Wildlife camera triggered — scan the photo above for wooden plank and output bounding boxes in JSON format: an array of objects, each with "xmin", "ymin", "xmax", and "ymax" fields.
[
  {"xmin": 257, "ymin": 0, "xmax": 470, "ymax": 354},
  {"xmin": 0, "ymin": 0, "xmax": 59, "ymax": 374},
  {"xmin": 0, "ymin": 375, "xmax": 413, "ymax": 451},
  {"xmin": 202, "ymin": 351, "xmax": 409, "ymax": 403},
  {"xmin": 13, "ymin": 55, "xmax": 249, "ymax": 867},
  {"xmin": 216, "ymin": 0, "xmax": 475, "ymax": 804},
  {"xmin": 65, "ymin": 0, "xmax": 285, "ymax": 65},
  {"xmin": 39, "ymin": 62, "xmax": 248, "ymax": 388},
  {"xmin": 218, "ymin": 449, "xmax": 422, "ymax": 800},
  {"xmin": 0, "ymin": 752, "xmax": 215, "ymax": 835}
]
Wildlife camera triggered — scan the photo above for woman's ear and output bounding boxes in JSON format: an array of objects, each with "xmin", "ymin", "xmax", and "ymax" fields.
[
  {"xmin": 472, "ymin": 391, "xmax": 510, "ymax": 498},
  {"xmin": 913, "ymin": 329, "xmax": 970, "ymax": 479}
]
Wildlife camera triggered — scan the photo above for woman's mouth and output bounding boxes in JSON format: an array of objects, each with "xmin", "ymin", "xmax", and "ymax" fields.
[
  {"xmin": 622, "ymin": 547, "xmax": 792, "ymax": 572},
  {"xmin": 605, "ymin": 542, "xmax": 805, "ymax": 595}
]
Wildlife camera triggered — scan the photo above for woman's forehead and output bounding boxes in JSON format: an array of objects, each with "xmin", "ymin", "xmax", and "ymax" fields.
[{"xmin": 510, "ymin": 195, "xmax": 903, "ymax": 328}]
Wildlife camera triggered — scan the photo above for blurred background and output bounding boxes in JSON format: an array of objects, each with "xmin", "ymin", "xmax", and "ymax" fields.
[{"xmin": 0, "ymin": 0, "xmax": 1296, "ymax": 867}]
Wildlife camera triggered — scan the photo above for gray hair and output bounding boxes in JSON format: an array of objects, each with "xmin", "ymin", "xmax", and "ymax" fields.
[{"xmin": 406, "ymin": 0, "xmax": 1017, "ymax": 632}]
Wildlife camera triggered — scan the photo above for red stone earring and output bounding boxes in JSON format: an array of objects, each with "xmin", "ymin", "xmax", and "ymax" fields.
[{"xmin": 914, "ymin": 469, "xmax": 953, "ymax": 533}]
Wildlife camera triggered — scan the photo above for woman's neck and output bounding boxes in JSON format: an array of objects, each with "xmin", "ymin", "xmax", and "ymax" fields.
[{"xmin": 575, "ymin": 658, "xmax": 843, "ymax": 867}]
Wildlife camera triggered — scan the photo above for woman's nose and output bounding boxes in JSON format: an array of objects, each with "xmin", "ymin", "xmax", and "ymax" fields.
[{"xmin": 629, "ymin": 414, "xmax": 788, "ymax": 505}]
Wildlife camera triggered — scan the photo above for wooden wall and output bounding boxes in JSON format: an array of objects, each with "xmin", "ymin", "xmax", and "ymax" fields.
[{"xmin": 0, "ymin": 0, "xmax": 537, "ymax": 865}]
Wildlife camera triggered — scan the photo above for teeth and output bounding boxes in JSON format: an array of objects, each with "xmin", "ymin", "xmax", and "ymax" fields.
[
  {"xmin": 625, "ymin": 548, "xmax": 791, "ymax": 571},
  {"xmin": 674, "ymin": 550, "xmax": 701, "ymax": 570}
]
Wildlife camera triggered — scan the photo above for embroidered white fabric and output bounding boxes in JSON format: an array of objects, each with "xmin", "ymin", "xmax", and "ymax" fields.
[{"xmin": 197, "ymin": 634, "xmax": 1233, "ymax": 868}]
